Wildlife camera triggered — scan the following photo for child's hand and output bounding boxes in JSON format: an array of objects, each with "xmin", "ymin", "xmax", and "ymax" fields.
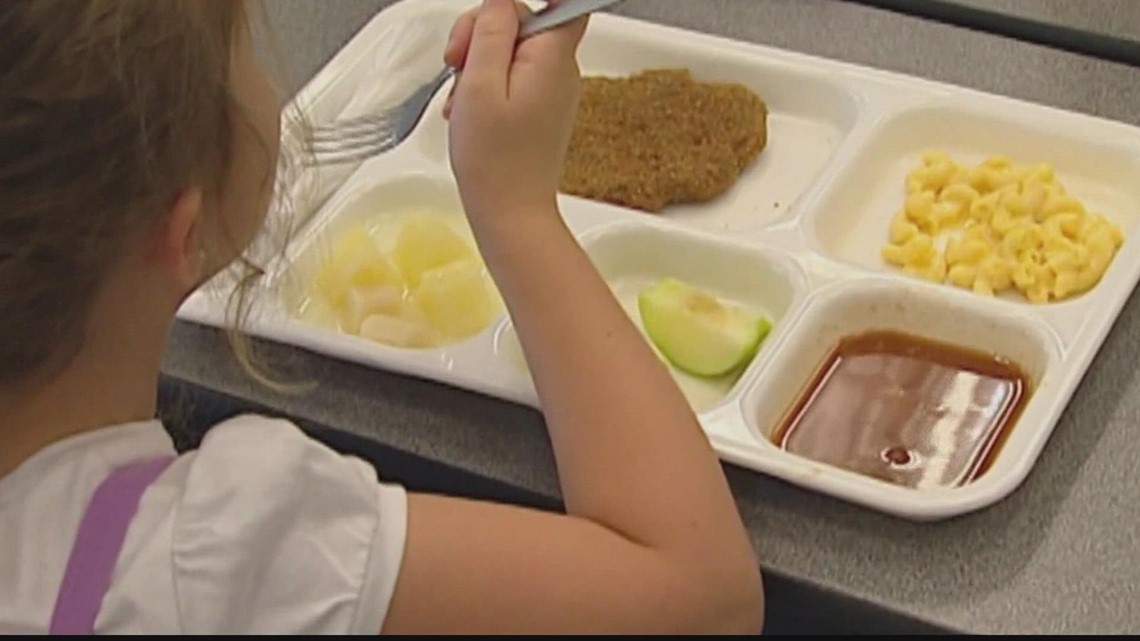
[{"xmin": 444, "ymin": 0, "xmax": 588, "ymax": 225}]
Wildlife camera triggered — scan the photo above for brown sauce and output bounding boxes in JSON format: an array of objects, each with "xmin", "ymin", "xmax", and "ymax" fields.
[{"xmin": 772, "ymin": 330, "xmax": 1030, "ymax": 489}]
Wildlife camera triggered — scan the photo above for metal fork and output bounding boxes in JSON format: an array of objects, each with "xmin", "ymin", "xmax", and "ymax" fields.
[{"xmin": 305, "ymin": 0, "xmax": 624, "ymax": 166}]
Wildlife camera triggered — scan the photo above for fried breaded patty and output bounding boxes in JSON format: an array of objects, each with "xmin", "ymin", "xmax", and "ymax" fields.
[{"xmin": 559, "ymin": 69, "xmax": 768, "ymax": 213}]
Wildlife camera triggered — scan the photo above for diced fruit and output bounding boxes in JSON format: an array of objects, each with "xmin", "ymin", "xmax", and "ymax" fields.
[
  {"xmin": 314, "ymin": 225, "xmax": 401, "ymax": 308},
  {"xmin": 342, "ymin": 283, "xmax": 403, "ymax": 334},
  {"xmin": 359, "ymin": 314, "xmax": 434, "ymax": 348},
  {"xmin": 392, "ymin": 216, "xmax": 473, "ymax": 287},
  {"xmin": 301, "ymin": 212, "xmax": 503, "ymax": 349},
  {"xmin": 637, "ymin": 278, "xmax": 770, "ymax": 378},
  {"xmin": 413, "ymin": 260, "xmax": 496, "ymax": 339}
]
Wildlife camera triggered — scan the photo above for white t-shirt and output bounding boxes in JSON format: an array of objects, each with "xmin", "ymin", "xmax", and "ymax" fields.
[{"xmin": 0, "ymin": 415, "xmax": 408, "ymax": 634}]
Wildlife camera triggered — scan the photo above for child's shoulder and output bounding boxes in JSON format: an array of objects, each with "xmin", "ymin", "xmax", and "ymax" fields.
[
  {"xmin": 190, "ymin": 413, "xmax": 377, "ymax": 486},
  {"xmin": 3, "ymin": 414, "xmax": 406, "ymax": 634},
  {"xmin": 175, "ymin": 413, "xmax": 398, "ymax": 536},
  {"xmin": 4, "ymin": 415, "xmax": 403, "ymax": 634},
  {"xmin": 134, "ymin": 414, "xmax": 407, "ymax": 633}
]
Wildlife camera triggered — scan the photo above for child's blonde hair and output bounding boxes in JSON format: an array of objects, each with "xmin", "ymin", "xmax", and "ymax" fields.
[{"xmin": 0, "ymin": 0, "xmax": 264, "ymax": 389}]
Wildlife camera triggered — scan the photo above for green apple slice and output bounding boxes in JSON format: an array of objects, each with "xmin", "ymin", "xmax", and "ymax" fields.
[{"xmin": 637, "ymin": 278, "xmax": 771, "ymax": 378}]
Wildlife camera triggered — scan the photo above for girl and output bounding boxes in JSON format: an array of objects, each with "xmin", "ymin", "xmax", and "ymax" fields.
[{"xmin": 0, "ymin": 0, "xmax": 762, "ymax": 634}]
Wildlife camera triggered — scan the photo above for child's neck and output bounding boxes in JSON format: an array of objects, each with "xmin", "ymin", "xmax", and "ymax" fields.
[
  {"xmin": 0, "ymin": 287, "xmax": 172, "ymax": 478},
  {"xmin": 0, "ymin": 345, "xmax": 162, "ymax": 478}
]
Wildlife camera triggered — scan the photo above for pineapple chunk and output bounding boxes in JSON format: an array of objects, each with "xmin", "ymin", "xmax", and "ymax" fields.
[
  {"xmin": 314, "ymin": 225, "xmax": 402, "ymax": 308},
  {"xmin": 342, "ymin": 283, "xmax": 403, "ymax": 334},
  {"xmin": 359, "ymin": 313, "xmax": 434, "ymax": 348},
  {"xmin": 413, "ymin": 260, "xmax": 496, "ymax": 339},
  {"xmin": 393, "ymin": 216, "xmax": 473, "ymax": 288}
]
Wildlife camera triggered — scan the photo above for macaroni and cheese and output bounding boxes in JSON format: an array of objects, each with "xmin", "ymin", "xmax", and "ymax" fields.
[{"xmin": 881, "ymin": 152, "xmax": 1124, "ymax": 303}]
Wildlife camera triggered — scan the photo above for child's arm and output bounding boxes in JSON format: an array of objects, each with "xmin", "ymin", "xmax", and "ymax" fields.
[{"xmin": 380, "ymin": 0, "xmax": 762, "ymax": 634}]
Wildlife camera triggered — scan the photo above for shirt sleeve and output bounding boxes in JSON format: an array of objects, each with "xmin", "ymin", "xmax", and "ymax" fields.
[{"xmin": 168, "ymin": 415, "xmax": 408, "ymax": 634}]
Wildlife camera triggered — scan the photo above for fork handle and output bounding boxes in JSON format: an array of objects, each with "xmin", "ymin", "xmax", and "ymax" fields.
[{"xmin": 518, "ymin": 0, "xmax": 625, "ymax": 39}]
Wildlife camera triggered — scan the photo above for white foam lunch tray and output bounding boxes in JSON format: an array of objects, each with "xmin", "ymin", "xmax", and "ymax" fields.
[{"xmin": 178, "ymin": 0, "xmax": 1140, "ymax": 521}]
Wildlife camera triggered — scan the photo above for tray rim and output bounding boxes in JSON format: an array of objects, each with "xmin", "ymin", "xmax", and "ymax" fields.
[{"xmin": 177, "ymin": 0, "xmax": 1140, "ymax": 521}]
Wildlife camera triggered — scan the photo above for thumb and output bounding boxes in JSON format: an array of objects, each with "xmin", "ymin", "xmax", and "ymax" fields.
[
  {"xmin": 462, "ymin": 0, "xmax": 521, "ymax": 97},
  {"xmin": 552, "ymin": 13, "xmax": 590, "ymax": 54},
  {"xmin": 516, "ymin": 13, "xmax": 589, "ymax": 66}
]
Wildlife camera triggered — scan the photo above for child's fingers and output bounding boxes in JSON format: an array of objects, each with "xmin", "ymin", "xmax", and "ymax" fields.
[
  {"xmin": 445, "ymin": 1, "xmax": 529, "ymax": 69},
  {"xmin": 444, "ymin": 7, "xmax": 478, "ymax": 68},
  {"xmin": 460, "ymin": 0, "xmax": 520, "ymax": 96},
  {"xmin": 544, "ymin": 3, "xmax": 589, "ymax": 55},
  {"xmin": 516, "ymin": 13, "xmax": 589, "ymax": 66},
  {"xmin": 563, "ymin": 13, "xmax": 589, "ymax": 49},
  {"xmin": 451, "ymin": 1, "xmax": 587, "ymax": 72},
  {"xmin": 445, "ymin": 0, "xmax": 526, "ymax": 119},
  {"xmin": 517, "ymin": 0, "xmax": 587, "ymax": 57}
]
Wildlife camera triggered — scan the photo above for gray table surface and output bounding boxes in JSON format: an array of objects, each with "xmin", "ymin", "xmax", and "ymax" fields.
[
  {"xmin": 165, "ymin": 0, "xmax": 1140, "ymax": 634},
  {"xmin": 946, "ymin": 0, "xmax": 1140, "ymax": 42}
]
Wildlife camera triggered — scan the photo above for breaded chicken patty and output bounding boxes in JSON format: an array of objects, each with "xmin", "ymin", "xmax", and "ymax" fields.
[{"xmin": 560, "ymin": 69, "xmax": 768, "ymax": 213}]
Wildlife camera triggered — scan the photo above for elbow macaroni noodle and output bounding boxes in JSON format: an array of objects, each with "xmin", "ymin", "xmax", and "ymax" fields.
[{"xmin": 881, "ymin": 152, "xmax": 1124, "ymax": 303}]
